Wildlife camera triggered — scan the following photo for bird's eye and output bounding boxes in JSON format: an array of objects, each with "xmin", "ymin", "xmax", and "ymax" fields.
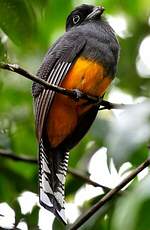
[{"xmin": 73, "ymin": 15, "xmax": 80, "ymax": 24}]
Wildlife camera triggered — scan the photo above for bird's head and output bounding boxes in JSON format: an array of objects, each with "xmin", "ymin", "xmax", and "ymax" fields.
[{"xmin": 66, "ymin": 4, "xmax": 105, "ymax": 31}]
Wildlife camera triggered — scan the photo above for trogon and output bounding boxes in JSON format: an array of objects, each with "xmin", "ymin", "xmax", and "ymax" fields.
[{"xmin": 32, "ymin": 4, "xmax": 120, "ymax": 224}]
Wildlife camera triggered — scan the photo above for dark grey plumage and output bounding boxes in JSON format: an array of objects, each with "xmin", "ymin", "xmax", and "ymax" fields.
[{"xmin": 32, "ymin": 4, "xmax": 119, "ymax": 224}]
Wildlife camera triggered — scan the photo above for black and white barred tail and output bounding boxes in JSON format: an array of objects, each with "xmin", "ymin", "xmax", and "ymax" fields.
[{"xmin": 39, "ymin": 139, "xmax": 69, "ymax": 224}]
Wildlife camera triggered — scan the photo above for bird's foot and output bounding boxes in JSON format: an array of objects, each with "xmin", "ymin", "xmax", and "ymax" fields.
[
  {"xmin": 71, "ymin": 89, "xmax": 86, "ymax": 101},
  {"xmin": 95, "ymin": 97, "xmax": 103, "ymax": 109}
]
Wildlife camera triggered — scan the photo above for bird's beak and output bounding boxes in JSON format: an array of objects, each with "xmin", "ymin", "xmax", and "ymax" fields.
[{"xmin": 86, "ymin": 6, "xmax": 105, "ymax": 20}]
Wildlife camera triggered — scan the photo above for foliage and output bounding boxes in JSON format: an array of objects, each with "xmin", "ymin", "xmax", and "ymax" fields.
[{"xmin": 0, "ymin": 0, "xmax": 150, "ymax": 229}]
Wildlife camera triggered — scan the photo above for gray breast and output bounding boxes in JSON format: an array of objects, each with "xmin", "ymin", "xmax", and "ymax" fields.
[{"xmin": 79, "ymin": 21, "xmax": 120, "ymax": 76}]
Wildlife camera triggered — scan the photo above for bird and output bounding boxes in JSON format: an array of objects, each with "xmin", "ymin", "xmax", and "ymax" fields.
[{"xmin": 32, "ymin": 4, "xmax": 120, "ymax": 224}]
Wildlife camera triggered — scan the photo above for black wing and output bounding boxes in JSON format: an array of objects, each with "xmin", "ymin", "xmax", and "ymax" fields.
[
  {"xmin": 32, "ymin": 34, "xmax": 86, "ymax": 223},
  {"xmin": 32, "ymin": 34, "xmax": 86, "ymax": 140}
]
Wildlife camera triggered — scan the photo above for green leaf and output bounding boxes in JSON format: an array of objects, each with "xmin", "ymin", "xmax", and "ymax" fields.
[
  {"xmin": 66, "ymin": 175, "xmax": 85, "ymax": 197},
  {"xmin": 111, "ymin": 175, "xmax": 150, "ymax": 230},
  {"xmin": 52, "ymin": 218, "xmax": 66, "ymax": 230},
  {"xmin": 11, "ymin": 200, "xmax": 22, "ymax": 227},
  {"xmin": 130, "ymin": 144, "xmax": 149, "ymax": 167},
  {"xmin": 0, "ymin": 161, "xmax": 37, "ymax": 202},
  {"xmin": 135, "ymin": 199, "xmax": 150, "ymax": 230},
  {"xmin": 0, "ymin": 0, "xmax": 37, "ymax": 46},
  {"xmin": 0, "ymin": 37, "xmax": 7, "ymax": 61},
  {"xmin": 39, "ymin": 0, "xmax": 72, "ymax": 47},
  {"xmin": 69, "ymin": 135, "xmax": 91, "ymax": 168},
  {"xmin": 106, "ymin": 101, "xmax": 150, "ymax": 169},
  {"xmin": 79, "ymin": 199, "xmax": 115, "ymax": 230},
  {"xmin": 23, "ymin": 206, "xmax": 39, "ymax": 230}
]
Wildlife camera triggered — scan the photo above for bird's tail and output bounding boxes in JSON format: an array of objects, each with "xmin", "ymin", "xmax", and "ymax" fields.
[{"xmin": 39, "ymin": 139, "xmax": 69, "ymax": 224}]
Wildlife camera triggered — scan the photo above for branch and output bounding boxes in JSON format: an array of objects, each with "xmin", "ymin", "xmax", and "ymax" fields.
[
  {"xmin": 0, "ymin": 149, "xmax": 37, "ymax": 164},
  {"xmin": 0, "ymin": 62, "xmax": 147, "ymax": 227},
  {"xmin": 0, "ymin": 62, "xmax": 129, "ymax": 110},
  {"xmin": 67, "ymin": 168, "xmax": 110, "ymax": 192},
  {"xmin": 0, "ymin": 149, "xmax": 110, "ymax": 191},
  {"xmin": 69, "ymin": 157, "xmax": 150, "ymax": 230}
]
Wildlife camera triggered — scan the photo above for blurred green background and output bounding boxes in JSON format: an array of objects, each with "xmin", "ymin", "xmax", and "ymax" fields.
[{"xmin": 0, "ymin": 0, "xmax": 150, "ymax": 229}]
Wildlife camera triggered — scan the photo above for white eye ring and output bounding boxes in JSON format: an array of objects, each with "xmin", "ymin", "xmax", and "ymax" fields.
[{"xmin": 73, "ymin": 15, "xmax": 80, "ymax": 24}]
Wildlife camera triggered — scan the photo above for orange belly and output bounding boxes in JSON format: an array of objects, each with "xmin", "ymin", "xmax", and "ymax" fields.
[{"xmin": 47, "ymin": 57, "xmax": 112, "ymax": 148}]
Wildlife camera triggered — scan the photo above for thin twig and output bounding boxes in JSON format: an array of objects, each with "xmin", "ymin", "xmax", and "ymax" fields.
[
  {"xmin": 0, "ymin": 149, "xmax": 37, "ymax": 164},
  {"xmin": 67, "ymin": 168, "xmax": 110, "ymax": 191},
  {"xmin": 69, "ymin": 157, "xmax": 150, "ymax": 230},
  {"xmin": 0, "ymin": 62, "xmax": 130, "ymax": 110},
  {"xmin": 0, "ymin": 149, "xmax": 110, "ymax": 190}
]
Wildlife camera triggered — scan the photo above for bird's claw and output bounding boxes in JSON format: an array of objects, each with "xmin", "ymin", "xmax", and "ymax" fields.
[
  {"xmin": 72, "ymin": 89, "xmax": 85, "ymax": 101},
  {"xmin": 96, "ymin": 97, "xmax": 103, "ymax": 108}
]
